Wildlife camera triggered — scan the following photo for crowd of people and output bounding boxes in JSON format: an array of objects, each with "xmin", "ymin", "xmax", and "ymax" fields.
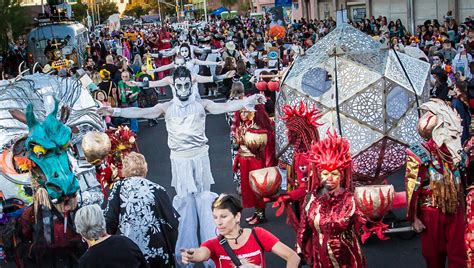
[{"xmin": 1, "ymin": 9, "xmax": 474, "ymax": 268}]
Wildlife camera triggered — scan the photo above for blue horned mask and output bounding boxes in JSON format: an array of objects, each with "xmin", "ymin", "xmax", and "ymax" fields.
[{"xmin": 25, "ymin": 102, "xmax": 79, "ymax": 201}]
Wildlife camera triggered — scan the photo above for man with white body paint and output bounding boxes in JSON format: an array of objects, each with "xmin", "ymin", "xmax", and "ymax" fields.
[{"xmin": 99, "ymin": 66, "xmax": 266, "ymax": 267}]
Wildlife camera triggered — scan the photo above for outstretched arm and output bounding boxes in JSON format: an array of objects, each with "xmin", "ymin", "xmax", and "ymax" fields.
[
  {"xmin": 148, "ymin": 63, "xmax": 175, "ymax": 73},
  {"xmin": 193, "ymin": 59, "xmax": 221, "ymax": 66},
  {"xmin": 193, "ymin": 70, "xmax": 236, "ymax": 83},
  {"xmin": 200, "ymin": 94, "xmax": 266, "ymax": 114},
  {"xmin": 151, "ymin": 47, "xmax": 177, "ymax": 58},
  {"xmin": 148, "ymin": 76, "xmax": 172, "ymax": 88},
  {"xmin": 98, "ymin": 102, "xmax": 169, "ymax": 119}
]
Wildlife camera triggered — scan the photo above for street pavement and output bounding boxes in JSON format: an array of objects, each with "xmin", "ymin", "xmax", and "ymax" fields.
[{"xmin": 137, "ymin": 110, "xmax": 426, "ymax": 268}]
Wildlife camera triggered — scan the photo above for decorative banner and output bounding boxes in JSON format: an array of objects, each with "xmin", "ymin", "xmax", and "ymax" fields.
[{"xmin": 275, "ymin": 0, "xmax": 292, "ymax": 7}]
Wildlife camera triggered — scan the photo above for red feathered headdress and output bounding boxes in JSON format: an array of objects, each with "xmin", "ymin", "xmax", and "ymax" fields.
[
  {"xmin": 308, "ymin": 130, "xmax": 353, "ymax": 190},
  {"xmin": 281, "ymin": 101, "xmax": 322, "ymax": 152},
  {"xmin": 308, "ymin": 130, "xmax": 351, "ymax": 171}
]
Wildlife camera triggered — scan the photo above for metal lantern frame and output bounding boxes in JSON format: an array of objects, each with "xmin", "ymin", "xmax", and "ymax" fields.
[{"xmin": 276, "ymin": 24, "xmax": 431, "ymax": 185}]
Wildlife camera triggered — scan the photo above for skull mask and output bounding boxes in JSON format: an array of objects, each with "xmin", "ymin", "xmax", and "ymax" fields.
[{"xmin": 173, "ymin": 66, "xmax": 193, "ymax": 101}]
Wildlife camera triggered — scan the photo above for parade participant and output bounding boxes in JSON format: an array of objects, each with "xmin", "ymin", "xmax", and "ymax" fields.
[
  {"xmin": 75, "ymin": 204, "xmax": 149, "ymax": 268},
  {"xmin": 10, "ymin": 103, "xmax": 86, "ymax": 267},
  {"xmin": 104, "ymin": 152, "xmax": 179, "ymax": 267},
  {"xmin": 465, "ymin": 136, "xmax": 474, "ymax": 267},
  {"xmin": 226, "ymin": 81, "xmax": 245, "ymax": 194},
  {"xmin": 98, "ymin": 66, "xmax": 266, "ymax": 266},
  {"xmin": 405, "ymin": 98, "xmax": 466, "ymax": 268},
  {"xmin": 269, "ymin": 101, "xmax": 321, "ymax": 231},
  {"xmin": 232, "ymin": 104, "xmax": 276, "ymax": 225},
  {"xmin": 297, "ymin": 131, "xmax": 366, "ymax": 267},
  {"xmin": 156, "ymin": 26, "xmax": 173, "ymax": 95},
  {"xmin": 180, "ymin": 194, "xmax": 301, "ymax": 268},
  {"xmin": 150, "ymin": 43, "xmax": 222, "ymax": 75}
]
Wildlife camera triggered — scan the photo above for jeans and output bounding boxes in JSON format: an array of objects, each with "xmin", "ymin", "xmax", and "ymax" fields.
[{"xmin": 130, "ymin": 101, "xmax": 139, "ymax": 134}]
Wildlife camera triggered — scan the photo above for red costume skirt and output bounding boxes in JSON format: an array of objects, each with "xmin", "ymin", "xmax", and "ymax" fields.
[{"xmin": 237, "ymin": 155, "xmax": 265, "ymax": 209}]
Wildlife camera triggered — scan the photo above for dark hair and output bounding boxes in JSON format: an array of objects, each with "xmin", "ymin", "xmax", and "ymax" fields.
[
  {"xmin": 173, "ymin": 66, "xmax": 192, "ymax": 82},
  {"xmin": 211, "ymin": 194, "xmax": 243, "ymax": 216}
]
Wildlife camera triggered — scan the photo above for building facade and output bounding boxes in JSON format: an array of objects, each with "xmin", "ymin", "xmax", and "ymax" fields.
[{"xmin": 254, "ymin": 0, "xmax": 472, "ymax": 32}]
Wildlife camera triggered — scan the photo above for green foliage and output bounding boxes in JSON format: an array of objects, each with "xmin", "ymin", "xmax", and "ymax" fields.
[
  {"xmin": 220, "ymin": 0, "xmax": 236, "ymax": 9},
  {"xmin": 0, "ymin": 0, "xmax": 28, "ymax": 54},
  {"xmin": 98, "ymin": 1, "xmax": 119, "ymax": 23},
  {"xmin": 72, "ymin": 0, "xmax": 88, "ymax": 23},
  {"xmin": 124, "ymin": 4, "xmax": 150, "ymax": 18}
]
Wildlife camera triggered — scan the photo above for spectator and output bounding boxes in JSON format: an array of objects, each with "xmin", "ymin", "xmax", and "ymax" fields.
[
  {"xmin": 104, "ymin": 152, "xmax": 179, "ymax": 267},
  {"xmin": 98, "ymin": 69, "xmax": 118, "ymax": 108},
  {"xmin": 431, "ymin": 66, "xmax": 450, "ymax": 100},
  {"xmin": 180, "ymin": 194, "xmax": 300, "ymax": 267},
  {"xmin": 75, "ymin": 204, "xmax": 149, "ymax": 268},
  {"xmin": 102, "ymin": 55, "xmax": 118, "ymax": 80},
  {"xmin": 452, "ymin": 81, "xmax": 471, "ymax": 144},
  {"xmin": 437, "ymin": 39, "xmax": 457, "ymax": 62},
  {"xmin": 117, "ymin": 71, "xmax": 140, "ymax": 133},
  {"xmin": 453, "ymin": 43, "xmax": 473, "ymax": 77}
]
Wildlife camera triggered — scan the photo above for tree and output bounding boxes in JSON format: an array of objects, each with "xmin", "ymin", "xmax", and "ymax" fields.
[
  {"xmin": 98, "ymin": 1, "xmax": 119, "ymax": 23},
  {"xmin": 0, "ymin": 0, "xmax": 28, "ymax": 54},
  {"xmin": 124, "ymin": 5, "xmax": 149, "ymax": 18},
  {"xmin": 220, "ymin": 0, "xmax": 236, "ymax": 10},
  {"xmin": 72, "ymin": 0, "xmax": 88, "ymax": 24}
]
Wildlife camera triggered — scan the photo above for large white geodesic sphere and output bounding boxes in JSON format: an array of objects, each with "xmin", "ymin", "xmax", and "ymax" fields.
[{"xmin": 276, "ymin": 23, "xmax": 431, "ymax": 185}]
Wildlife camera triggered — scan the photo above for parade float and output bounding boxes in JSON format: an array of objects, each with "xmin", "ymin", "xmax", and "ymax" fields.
[
  {"xmin": 0, "ymin": 71, "xmax": 105, "ymax": 264},
  {"xmin": 277, "ymin": 23, "xmax": 431, "ymax": 185},
  {"xmin": 275, "ymin": 23, "xmax": 432, "ymax": 235}
]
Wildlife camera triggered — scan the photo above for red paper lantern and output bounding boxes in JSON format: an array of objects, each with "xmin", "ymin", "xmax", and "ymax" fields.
[
  {"xmin": 267, "ymin": 80, "xmax": 280, "ymax": 92},
  {"xmin": 256, "ymin": 81, "xmax": 267, "ymax": 91}
]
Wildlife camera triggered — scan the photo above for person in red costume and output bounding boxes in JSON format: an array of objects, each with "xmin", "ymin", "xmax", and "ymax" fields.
[
  {"xmin": 156, "ymin": 26, "xmax": 173, "ymax": 95},
  {"xmin": 268, "ymin": 101, "xmax": 322, "ymax": 231},
  {"xmin": 405, "ymin": 99, "xmax": 466, "ymax": 268},
  {"xmin": 297, "ymin": 131, "xmax": 366, "ymax": 267},
  {"xmin": 232, "ymin": 104, "xmax": 276, "ymax": 225},
  {"xmin": 465, "ymin": 136, "xmax": 474, "ymax": 268}
]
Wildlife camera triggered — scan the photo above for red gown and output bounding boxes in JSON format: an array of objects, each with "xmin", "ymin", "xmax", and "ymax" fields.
[
  {"xmin": 298, "ymin": 189, "xmax": 366, "ymax": 267},
  {"xmin": 233, "ymin": 127, "xmax": 275, "ymax": 209}
]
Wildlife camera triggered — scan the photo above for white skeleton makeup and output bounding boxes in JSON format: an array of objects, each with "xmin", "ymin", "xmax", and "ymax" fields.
[{"xmin": 174, "ymin": 77, "xmax": 192, "ymax": 101}]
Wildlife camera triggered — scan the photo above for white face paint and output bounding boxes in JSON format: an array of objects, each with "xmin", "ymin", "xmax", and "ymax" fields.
[
  {"xmin": 180, "ymin": 46, "xmax": 190, "ymax": 58},
  {"xmin": 175, "ymin": 57, "xmax": 186, "ymax": 67},
  {"xmin": 174, "ymin": 77, "xmax": 192, "ymax": 101}
]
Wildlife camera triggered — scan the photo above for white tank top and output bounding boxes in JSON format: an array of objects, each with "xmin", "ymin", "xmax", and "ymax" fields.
[{"xmin": 165, "ymin": 100, "xmax": 208, "ymax": 153}]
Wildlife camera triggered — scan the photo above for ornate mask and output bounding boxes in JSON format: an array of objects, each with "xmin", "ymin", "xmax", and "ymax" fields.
[
  {"xmin": 179, "ymin": 46, "xmax": 190, "ymax": 59},
  {"xmin": 174, "ymin": 77, "xmax": 192, "ymax": 101},
  {"xmin": 24, "ymin": 102, "xmax": 79, "ymax": 202},
  {"xmin": 419, "ymin": 99, "xmax": 463, "ymax": 164}
]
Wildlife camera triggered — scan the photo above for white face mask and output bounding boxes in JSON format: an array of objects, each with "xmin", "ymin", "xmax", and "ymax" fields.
[
  {"xmin": 180, "ymin": 47, "xmax": 190, "ymax": 58},
  {"xmin": 435, "ymin": 42, "xmax": 441, "ymax": 47},
  {"xmin": 175, "ymin": 58, "xmax": 186, "ymax": 67},
  {"xmin": 174, "ymin": 77, "xmax": 192, "ymax": 101}
]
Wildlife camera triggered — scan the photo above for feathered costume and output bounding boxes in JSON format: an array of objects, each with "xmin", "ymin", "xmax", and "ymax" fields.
[
  {"xmin": 297, "ymin": 131, "xmax": 366, "ymax": 267},
  {"xmin": 271, "ymin": 101, "xmax": 322, "ymax": 231}
]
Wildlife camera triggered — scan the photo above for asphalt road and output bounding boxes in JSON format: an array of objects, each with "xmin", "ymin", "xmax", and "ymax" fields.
[{"xmin": 136, "ymin": 109, "xmax": 426, "ymax": 268}]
